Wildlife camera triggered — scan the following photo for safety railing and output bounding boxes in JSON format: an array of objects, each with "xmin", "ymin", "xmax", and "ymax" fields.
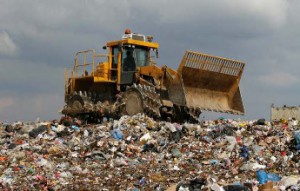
[{"xmin": 73, "ymin": 49, "xmax": 109, "ymax": 78}]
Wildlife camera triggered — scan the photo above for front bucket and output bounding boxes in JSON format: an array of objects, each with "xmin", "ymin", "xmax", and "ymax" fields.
[{"xmin": 177, "ymin": 50, "xmax": 245, "ymax": 115}]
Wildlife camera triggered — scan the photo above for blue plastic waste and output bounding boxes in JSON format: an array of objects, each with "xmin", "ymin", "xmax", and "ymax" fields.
[
  {"xmin": 240, "ymin": 145, "xmax": 250, "ymax": 159},
  {"xmin": 71, "ymin": 125, "xmax": 80, "ymax": 132},
  {"xmin": 257, "ymin": 170, "xmax": 281, "ymax": 184},
  {"xmin": 111, "ymin": 129, "xmax": 123, "ymax": 140},
  {"xmin": 139, "ymin": 177, "xmax": 146, "ymax": 187}
]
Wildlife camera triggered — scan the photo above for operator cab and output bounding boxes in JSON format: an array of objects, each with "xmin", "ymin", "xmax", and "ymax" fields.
[
  {"xmin": 122, "ymin": 45, "xmax": 148, "ymax": 71},
  {"xmin": 107, "ymin": 29, "xmax": 159, "ymax": 85}
]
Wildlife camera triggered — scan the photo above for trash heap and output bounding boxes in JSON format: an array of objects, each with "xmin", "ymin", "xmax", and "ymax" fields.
[{"xmin": 0, "ymin": 115, "xmax": 300, "ymax": 190}]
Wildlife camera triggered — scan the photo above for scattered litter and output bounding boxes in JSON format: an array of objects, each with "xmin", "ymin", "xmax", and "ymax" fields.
[{"xmin": 0, "ymin": 114, "xmax": 299, "ymax": 190}]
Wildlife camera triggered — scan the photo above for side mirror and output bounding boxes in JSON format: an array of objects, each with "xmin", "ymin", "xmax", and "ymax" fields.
[
  {"xmin": 102, "ymin": 46, "xmax": 107, "ymax": 50},
  {"xmin": 118, "ymin": 42, "xmax": 123, "ymax": 52},
  {"xmin": 156, "ymin": 49, "xmax": 159, "ymax": 58}
]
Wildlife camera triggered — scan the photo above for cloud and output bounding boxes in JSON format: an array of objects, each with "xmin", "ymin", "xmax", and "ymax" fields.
[
  {"xmin": 0, "ymin": 97, "xmax": 14, "ymax": 113},
  {"xmin": 229, "ymin": 0, "xmax": 288, "ymax": 26},
  {"xmin": 0, "ymin": 0, "xmax": 299, "ymax": 121},
  {"xmin": 0, "ymin": 1, "xmax": 131, "ymax": 35},
  {"xmin": 0, "ymin": 93, "xmax": 63, "ymax": 122},
  {"xmin": 258, "ymin": 71, "xmax": 299, "ymax": 87},
  {"xmin": 0, "ymin": 31, "xmax": 18, "ymax": 56},
  {"xmin": 131, "ymin": 0, "xmax": 288, "ymax": 27},
  {"xmin": 0, "ymin": 59, "xmax": 64, "ymax": 94}
]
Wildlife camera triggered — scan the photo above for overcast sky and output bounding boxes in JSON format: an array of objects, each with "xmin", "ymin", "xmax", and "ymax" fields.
[{"xmin": 0, "ymin": 0, "xmax": 299, "ymax": 122}]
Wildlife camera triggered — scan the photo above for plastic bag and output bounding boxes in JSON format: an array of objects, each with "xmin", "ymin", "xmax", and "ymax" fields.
[
  {"xmin": 111, "ymin": 129, "xmax": 123, "ymax": 140},
  {"xmin": 240, "ymin": 145, "xmax": 250, "ymax": 159},
  {"xmin": 256, "ymin": 119, "xmax": 266, "ymax": 125},
  {"xmin": 71, "ymin": 125, "xmax": 80, "ymax": 132},
  {"xmin": 257, "ymin": 170, "xmax": 281, "ymax": 184},
  {"xmin": 223, "ymin": 185, "xmax": 250, "ymax": 191},
  {"xmin": 29, "ymin": 125, "xmax": 48, "ymax": 138}
]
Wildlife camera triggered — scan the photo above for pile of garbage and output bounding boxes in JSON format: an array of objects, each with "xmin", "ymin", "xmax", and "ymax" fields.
[{"xmin": 0, "ymin": 115, "xmax": 300, "ymax": 190}]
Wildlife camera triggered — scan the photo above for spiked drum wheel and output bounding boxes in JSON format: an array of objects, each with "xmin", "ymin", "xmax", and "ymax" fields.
[{"xmin": 123, "ymin": 88, "xmax": 144, "ymax": 115}]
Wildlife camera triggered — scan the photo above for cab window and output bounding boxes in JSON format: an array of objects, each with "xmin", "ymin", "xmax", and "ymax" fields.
[
  {"xmin": 122, "ymin": 45, "xmax": 148, "ymax": 70},
  {"xmin": 112, "ymin": 47, "xmax": 119, "ymax": 68}
]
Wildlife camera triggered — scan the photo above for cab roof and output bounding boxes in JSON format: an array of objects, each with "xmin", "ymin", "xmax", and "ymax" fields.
[{"xmin": 106, "ymin": 38, "xmax": 159, "ymax": 49}]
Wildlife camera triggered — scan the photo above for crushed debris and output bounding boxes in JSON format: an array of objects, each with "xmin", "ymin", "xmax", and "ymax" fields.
[{"xmin": 0, "ymin": 115, "xmax": 299, "ymax": 190}]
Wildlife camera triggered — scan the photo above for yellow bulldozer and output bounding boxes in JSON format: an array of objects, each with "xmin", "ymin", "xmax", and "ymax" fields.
[{"xmin": 62, "ymin": 29, "xmax": 245, "ymax": 123}]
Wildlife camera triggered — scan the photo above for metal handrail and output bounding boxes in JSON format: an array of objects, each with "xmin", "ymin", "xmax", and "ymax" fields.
[{"xmin": 72, "ymin": 50, "xmax": 110, "ymax": 78}]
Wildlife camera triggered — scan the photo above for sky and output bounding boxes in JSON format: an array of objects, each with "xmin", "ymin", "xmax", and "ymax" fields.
[{"xmin": 0, "ymin": 0, "xmax": 299, "ymax": 122}]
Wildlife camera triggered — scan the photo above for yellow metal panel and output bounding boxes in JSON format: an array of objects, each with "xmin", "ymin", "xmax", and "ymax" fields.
[
  {"xmin": 139, "ymin": 65, "xmax": 163, "ymax": 79},
  {"xmin": 93, "ymin": 77, "xmax": 115, "ymax": 83},
  {"xmin": 95, "ymin": 62, "xmax": 109, "ymax": 79},
  {"xmin": 163, "ymin": 67, "xmax": 187, "ymax": 106},
  {"xmin": 117, "ymin": 52, "xmax": 121, "ymax": 85},
  {"xmin": 109, "ymin": 47, "xmax": 113, "ymax": 79},
  {"xmin": 107, "ymin": 39, "xmax": 159, "ymax": 49}
]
